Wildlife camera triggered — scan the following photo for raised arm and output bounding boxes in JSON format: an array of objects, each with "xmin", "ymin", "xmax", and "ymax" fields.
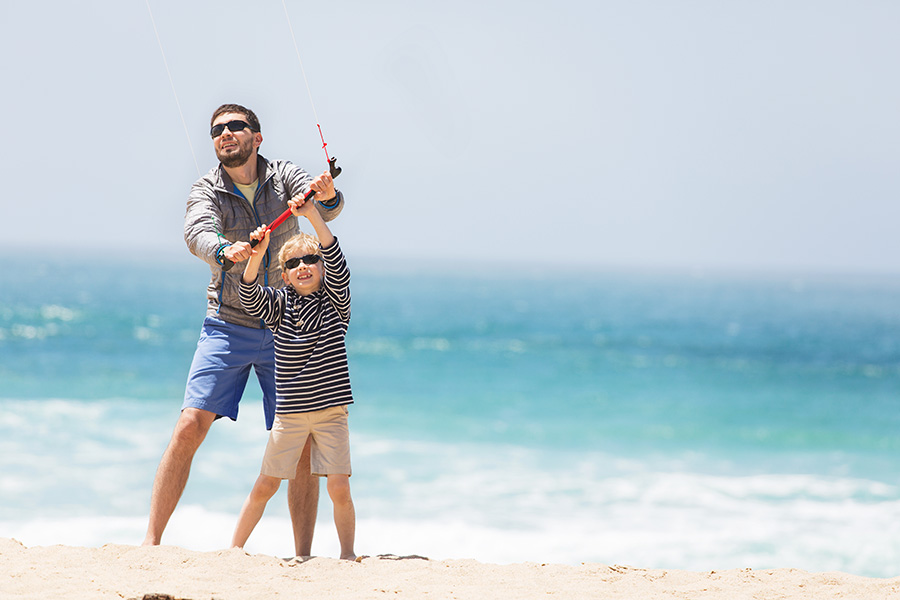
[{"xmin": 242, "ymin": 226, "xmax": 271, "ymax": 284}]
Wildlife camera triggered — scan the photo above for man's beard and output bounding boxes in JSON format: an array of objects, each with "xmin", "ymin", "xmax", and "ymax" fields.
[{"xmin": 217, "ymin": 141, "xmax": 253, "ymax": 168}]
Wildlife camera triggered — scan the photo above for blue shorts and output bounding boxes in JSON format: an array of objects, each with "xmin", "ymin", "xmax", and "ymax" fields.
[{"xmin": 182, "ymin": 316, "xmax": 276, "ymax": 429}]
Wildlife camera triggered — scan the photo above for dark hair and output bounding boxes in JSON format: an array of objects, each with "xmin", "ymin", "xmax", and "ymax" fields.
[{"xmin": 210, "ymin": 104, "xmax": 261, "ymax": 132}]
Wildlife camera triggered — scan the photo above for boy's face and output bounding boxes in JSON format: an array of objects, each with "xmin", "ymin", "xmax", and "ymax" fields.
[{"xmin": 281, "ymin": 249, "xmax": 323, "ymax": 296}]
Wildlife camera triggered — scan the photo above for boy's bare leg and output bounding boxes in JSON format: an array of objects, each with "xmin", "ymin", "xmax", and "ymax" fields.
[
  {"xmin": 232, "ymin": 474, "xmax": 282, "ymax": 548},
  {"xmin": 288, "ymin": 437, "xmax": 319, "ymax": 557},
  {"xmin": 326, "ymin": 474, "xmax": 356, "ymax": 560},
  {"xmin": 143, "ymin": 408, "xmax": 217, "ymax": 546}
]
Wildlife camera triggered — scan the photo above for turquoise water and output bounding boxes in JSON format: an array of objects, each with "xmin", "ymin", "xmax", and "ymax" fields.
[{"xmin": 2, "ymin": 255, "xmax": 899, "ymax": 576}]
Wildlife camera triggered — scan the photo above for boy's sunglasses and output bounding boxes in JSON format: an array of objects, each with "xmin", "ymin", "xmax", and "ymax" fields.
[
  {"xmin": 283, "ymin": 255, "xmax": 322, "ymax": 269},
  {"xmin": 210, "ymin": 120, "xmax": 257, "ymax": 138}
]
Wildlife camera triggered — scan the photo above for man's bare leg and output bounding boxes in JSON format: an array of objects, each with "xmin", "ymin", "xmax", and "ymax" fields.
[
  {"xmin": 287, "ymin": 437, "xmax": 319, "ymax": 557},
  {"xmin": 142, "ymin": 408, "xmax": 217, "ymax": 546}
]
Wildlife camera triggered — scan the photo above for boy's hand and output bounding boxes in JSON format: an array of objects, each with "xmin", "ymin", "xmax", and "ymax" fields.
[
  {"xmin": 290, "ymin": 170, "xmax": 336, "ymax": 220},
  {"xmin": 242, "ymin": 226, "xmax": 270, "ymax": 284},
  {"xmin": 289, "ymin": 195, "xmax": 318, "ymax": 219},
  {"xmin": 249, "ymin": 225, "xmax": 271, "ymax": 255}
]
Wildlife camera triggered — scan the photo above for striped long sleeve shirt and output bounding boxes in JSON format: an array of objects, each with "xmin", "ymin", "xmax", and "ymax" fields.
[{"xmin": 239, "ymin": 238, "xmax": 353, "ymax": 414}]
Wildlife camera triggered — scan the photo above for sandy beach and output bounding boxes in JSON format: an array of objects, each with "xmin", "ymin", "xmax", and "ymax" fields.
[{"xmin": 2, "ymin": 537, "xmax": 898, "ymax": 600}]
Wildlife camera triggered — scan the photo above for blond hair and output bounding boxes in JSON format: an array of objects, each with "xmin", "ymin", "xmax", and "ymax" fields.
[{"xmin": 278, "ymin": 232, "xmax": 321, "ymax": 268}]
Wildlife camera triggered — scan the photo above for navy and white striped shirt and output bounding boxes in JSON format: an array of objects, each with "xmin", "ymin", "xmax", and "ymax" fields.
[{"xmin": 239, "ymin": 238, "xmax": 352, "ymax": 414}]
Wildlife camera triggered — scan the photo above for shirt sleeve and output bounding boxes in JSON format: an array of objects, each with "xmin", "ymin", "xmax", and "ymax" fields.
[
  {"xmin": 239, "ymin": 277, "xmax": 286, "ymax": 331},
  {"xmin": 184, "ymin": 177, "xmax": 229, "ymax": 268},
  {"xmin": 321, "ymin": 237, "xmax": 351, "ymax": 324}
]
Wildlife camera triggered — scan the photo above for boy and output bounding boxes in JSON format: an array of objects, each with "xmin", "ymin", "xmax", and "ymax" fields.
[{"xmin": 231, "ymin": 192, "xmax": 356, "ymax": 560}]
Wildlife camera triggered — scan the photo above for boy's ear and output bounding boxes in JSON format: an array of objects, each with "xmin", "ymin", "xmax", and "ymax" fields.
[{"xmin": 282, "ymin": 271, "xmax": 290, "ymax": 285}]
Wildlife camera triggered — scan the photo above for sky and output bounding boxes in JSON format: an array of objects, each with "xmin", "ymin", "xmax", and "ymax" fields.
[{"xmin": 1, "ymin": 0, "xmax": 898, "ymax": 274}]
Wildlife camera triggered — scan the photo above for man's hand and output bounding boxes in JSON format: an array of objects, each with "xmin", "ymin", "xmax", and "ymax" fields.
[
  {"xmin": 223, "ymin": 241, "xmax": 254, "ymax": 266},
  {"xmin": 225, "ymin": 225, "xmax": 270, "ymax": 267},
  {"xmin": 308, "ymin": 170, "xmax": 335, "ymax": 203}
]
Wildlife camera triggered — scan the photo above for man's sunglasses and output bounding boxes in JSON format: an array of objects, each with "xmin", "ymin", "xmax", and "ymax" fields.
[
  {"xmin": 283, "ymin": 255, "xmax": 322, "ymax": 269},
  {"xmin": 210, "ymin": 120, "xmax": 257, "ymax": 138}
]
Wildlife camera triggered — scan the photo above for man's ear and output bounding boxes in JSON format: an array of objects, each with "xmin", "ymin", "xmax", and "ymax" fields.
[{"xmin": 254, "ymin": 132, "xmax": 263, "ymax": 149}]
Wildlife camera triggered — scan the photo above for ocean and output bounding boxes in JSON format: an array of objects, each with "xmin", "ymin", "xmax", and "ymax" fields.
[{"xmin": 2, "ymin": 254, "xmax": 899, "ymax": 577}]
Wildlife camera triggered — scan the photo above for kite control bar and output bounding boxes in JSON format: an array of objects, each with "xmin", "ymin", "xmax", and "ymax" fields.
[{"xmin": 222, "ymin": 158, "xmax": 341, "ymax": 271}]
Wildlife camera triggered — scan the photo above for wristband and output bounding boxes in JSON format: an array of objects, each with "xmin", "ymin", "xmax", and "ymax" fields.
[
  {"xmin": 216, "ymin": 243, "xmax": 232, "ymax": 266},
  {"xmin": 317, "ymin": 192, "xmax": 340, "ymax": 209}
]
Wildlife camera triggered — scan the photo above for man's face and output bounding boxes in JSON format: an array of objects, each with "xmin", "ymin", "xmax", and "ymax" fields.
[{"xmin": 212, "ymin": 112, "xmax": 260, "ymax": 168}]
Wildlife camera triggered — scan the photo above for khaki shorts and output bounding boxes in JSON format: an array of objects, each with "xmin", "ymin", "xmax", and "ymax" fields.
[{"xmin": 261, "ymin": 405, "xmax": 351, "ymax": 478}]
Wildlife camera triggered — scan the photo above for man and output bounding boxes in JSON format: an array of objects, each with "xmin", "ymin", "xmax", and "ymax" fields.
[{"xmin": 142, "ymin": 104, "xmax": 343, "ymax": 556}]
